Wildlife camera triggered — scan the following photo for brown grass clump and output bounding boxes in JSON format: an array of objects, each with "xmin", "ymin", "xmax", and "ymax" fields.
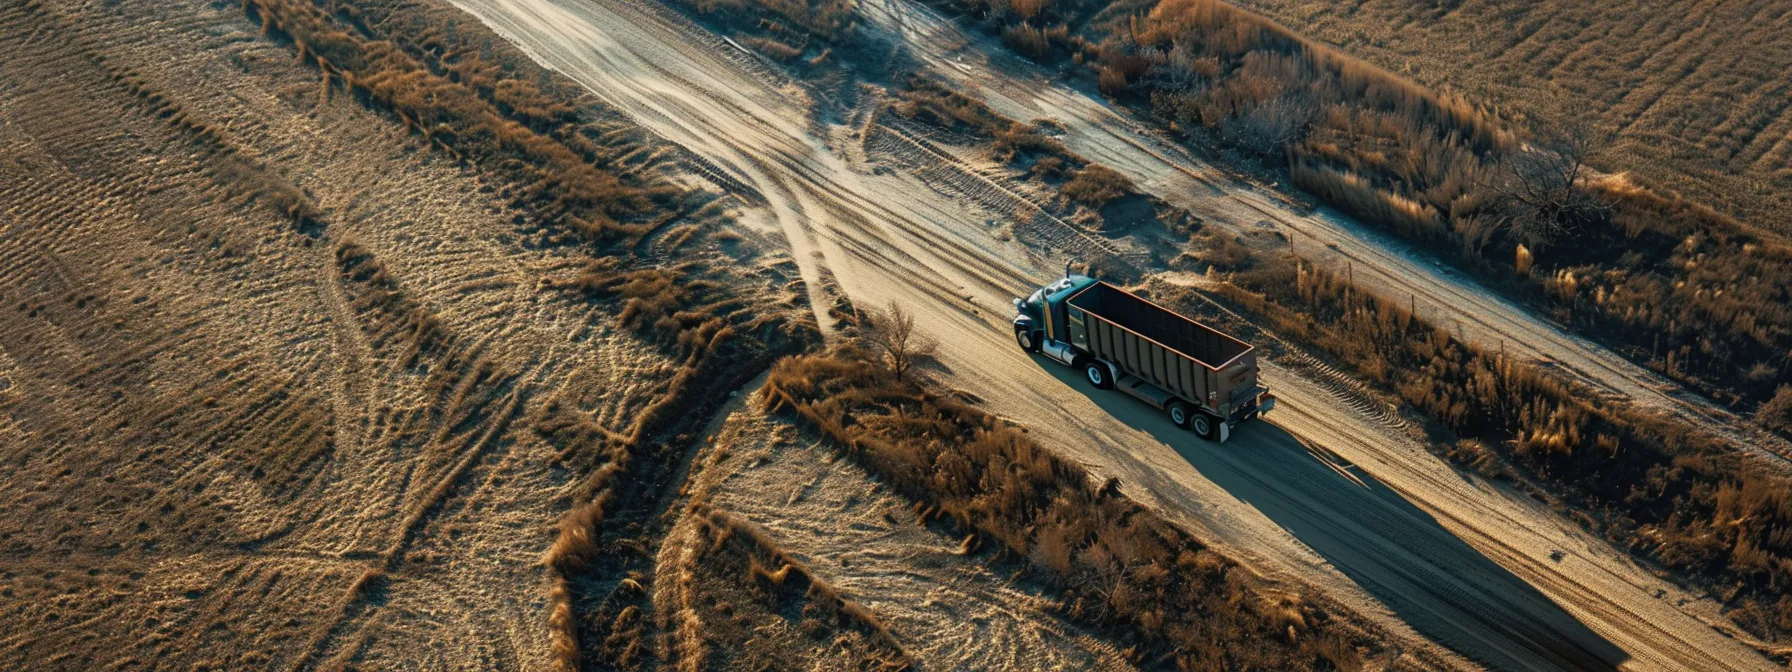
[
  {"xmin": 761, "ymin": 344, "xmax": 1376, "ymax": 668},
  {"xmin": 890, "ymin": 74, "xmax": 1161, "ymax": 221},
  {"xmin": 674, "ymin": 0, "xmax": 858, "ymax": 53},
  {"xmin": 1758, "ymin": 386, "xmax": 1792, "ymax": 436},
  {"xmin": 891, "ymin": 74, "xmax": 1034, "ymax": 142},
  {"xmin": 1062, "ymin": 164, "xmax": 1134, "ymax": 208}
]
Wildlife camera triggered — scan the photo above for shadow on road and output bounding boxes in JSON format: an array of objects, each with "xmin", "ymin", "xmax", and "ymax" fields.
[{"xmin": 1034, "ymin": 359, "xmax": 1628, "ymax": 672}]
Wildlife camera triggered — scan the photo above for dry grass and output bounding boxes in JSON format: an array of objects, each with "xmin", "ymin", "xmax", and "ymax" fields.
[
  {"xmin": 938, "ymin": 0, "xmax": 1792, "ymax": 412},
  {"xmin": 243, "ymin": 0, "xmax": 678, "ymax": 243},
  {"xmin": 1226, "ymin": 0, "xmax": 1792, "ymax": 235},
  {"xmin": 890, "ymin": 75, "xmax": 1166, "ymax": 227},
  {"xmin": 1177, "ymin": 241, "xmax": 1792, "ymax": 643},
  {"xmin": 673, "ymin": 0, "xmax": 859, "ymax": 69},
  {"xmin": 1062, "ymin": 164, "xmax": 1134, "ymax": 207},
  {"xmin": 698, "ymin": 508, "xmax": 914, "ymax": 667},
  {"xmin": 760, "ymin": 343, "xmax": 1378, "ymax": 669}
]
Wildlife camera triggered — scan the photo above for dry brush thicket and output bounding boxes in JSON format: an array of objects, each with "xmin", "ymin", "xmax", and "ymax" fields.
[
  {"xmin": 1182, "ymin": 246, "xmax": 1792, "ymax": 643},
  {"xmin": 761, "ymin": 343, "xmax": 1378, "ymax": 670},
  {"xmin": 1112, "ymin": 0, "xmax": 1791, "ymax": 415},
  {"xmin": 932, "ymin": 0, "xmax": 1792, "ymax": 418}
]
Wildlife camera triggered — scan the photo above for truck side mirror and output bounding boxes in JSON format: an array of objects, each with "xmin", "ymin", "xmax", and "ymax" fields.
[{"xmin": 1013, "ymin": 298, "xmax": 1024, "ymax": 310}]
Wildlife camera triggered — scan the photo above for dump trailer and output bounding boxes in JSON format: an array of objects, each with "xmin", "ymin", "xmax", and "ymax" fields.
[{"xmin": 1012, "ymin": 274, "xmax": 1274, "ymax": 442}]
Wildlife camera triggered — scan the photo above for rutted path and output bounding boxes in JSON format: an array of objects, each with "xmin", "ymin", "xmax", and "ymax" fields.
[
  {"xmin": 858, "ymin": 0, "xmax": 1792, "ymax": 470},
  {"xmin": 440, "ymin": 0, "xmax": 1778, "ymax": 669}
]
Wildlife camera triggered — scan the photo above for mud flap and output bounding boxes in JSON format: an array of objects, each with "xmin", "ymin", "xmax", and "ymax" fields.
[{"xmin": 1218, "ymin": 422, "xmax": 1231, "ymax": 444}]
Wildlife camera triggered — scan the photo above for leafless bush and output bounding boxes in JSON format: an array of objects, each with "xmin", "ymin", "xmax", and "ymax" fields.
[
  {"xmin": 858, "ymin": 301, "xmax": 935, "ymax": 380},
  {"xmin": 1482, "ymin": 111, "xmax": 1610, "ymax": 248},
  {"xmin": 1223, "ymin": 93, "xmax": 1317, "ymax": 162}
]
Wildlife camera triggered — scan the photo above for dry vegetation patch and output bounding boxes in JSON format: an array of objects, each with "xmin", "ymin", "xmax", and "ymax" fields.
[
  {"xmin": 1176, "ymin": 238, "xmax": 1792, "ymax": 646},
  {"xmin": 922, "ymin": 0, "xmax": 1792, "ymax": 422},
  {"xmin": 1224, "ymin": 0, "xmax": 1792, "ymax": 236},
  {"xmin": 760, "ymin": 342, "xmax": 1379, "ymax": 669}
]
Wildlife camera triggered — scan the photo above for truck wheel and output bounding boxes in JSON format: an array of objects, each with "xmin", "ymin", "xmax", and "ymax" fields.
[
  {"xmin": 1083, "ymin": 361, "xmax": 1113, "ymax": 390},
  {"xmin": 1191, "ymin": 414, "xmax": 1216, "ymax": 440},
  {"xmin": 1015, "ymin": 328, "xmax": 1040, "ymax": 353},
  {"xmin": 1167, "ymin": 402, "xmax": 1192, "ymax": 429}
]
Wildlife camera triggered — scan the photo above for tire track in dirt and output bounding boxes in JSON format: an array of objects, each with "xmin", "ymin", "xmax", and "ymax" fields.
[
  {"xmin": 438, "ymin": 0, "xmax": 1778, "ymax": 669},
  {"xmin": 859, "ymin": 0, "xmax": 1792, "ymax": 470}
]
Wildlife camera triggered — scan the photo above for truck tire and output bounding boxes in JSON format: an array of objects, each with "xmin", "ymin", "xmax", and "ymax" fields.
[
  {"xmin": 1015, "ymin": 328, "xmax": 1041, "ymax": 353},
  {"xmin": 1191, "ymin": 413, "xmax": 1217, "ymax": 441},
  {"xmin": 1083, "ymin": 361, "xmax": 1113, "ymax": 390},
  {"xmin": 1167, "ymin": 401, "xmax": 1192, "ymax": 429}
]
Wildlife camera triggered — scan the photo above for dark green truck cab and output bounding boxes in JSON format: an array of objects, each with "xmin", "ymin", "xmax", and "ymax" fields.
[{"xmin": 1013, "ymin": 275, "xmax": 1274, "ymax": 442}]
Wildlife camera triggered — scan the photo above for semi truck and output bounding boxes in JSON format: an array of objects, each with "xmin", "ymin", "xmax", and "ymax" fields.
[{"xmin": 1012, "ymin": 273, "xmax": 1274, "ymax": 442}]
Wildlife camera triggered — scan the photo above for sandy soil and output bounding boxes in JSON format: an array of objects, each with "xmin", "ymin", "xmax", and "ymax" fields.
[
  {"xmin": 0, "ymin": 0, "xmax": 794, "ymax": 668},
  {"xmin": 439, "ymin": 0, "xmax": 1780, "ymax": 669},
  {"xmin": 663, "ymin": 400, "xmax": 1136, "ymax": 671}
]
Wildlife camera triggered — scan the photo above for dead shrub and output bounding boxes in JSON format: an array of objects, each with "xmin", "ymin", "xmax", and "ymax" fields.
[{"xmin": 857, "ymin": 300, "xmax": 935, "ymax": 380}]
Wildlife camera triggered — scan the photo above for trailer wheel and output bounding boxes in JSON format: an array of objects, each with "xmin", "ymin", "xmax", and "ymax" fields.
[
  {"xmin": 1083, "ymin": 361, "xmax": 1113, "ymax": 390},
  {"xmin": 1015, "ymin": 328, "xmax": 1040, "ymax": 353},
  {"xmin": 1167, "ymin": 402, "xmax": 1192, "ymax": 429},
  {"xmin": 1191, "ymin": 414, "xmax": 1216, "ymax": 440}
]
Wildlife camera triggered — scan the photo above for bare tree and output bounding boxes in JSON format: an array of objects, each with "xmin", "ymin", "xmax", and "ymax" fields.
[
  {"xmin": 860, "ymin": 300, "xmax": 937, "ymax": 380},
  {"xmin": 1484, "ymin": 106, "xmax": 1609, "ymax": 248}
]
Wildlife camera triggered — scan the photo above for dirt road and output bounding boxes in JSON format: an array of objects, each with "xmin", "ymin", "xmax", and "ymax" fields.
[
  {"xmin": 857, "ymin": 0, "xmax": 1792, "ymax": 467},
  {"xmin": 442, "ymin": 0, "xmax": 1778, "ymax": 668}
]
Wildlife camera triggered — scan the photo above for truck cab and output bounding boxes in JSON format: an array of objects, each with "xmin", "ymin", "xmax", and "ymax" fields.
[{"xmin": 1011, "ymin": 274, "xmax": 1098, "ymax": 366}]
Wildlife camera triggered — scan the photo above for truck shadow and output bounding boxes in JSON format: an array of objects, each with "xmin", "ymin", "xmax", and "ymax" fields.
[{"xmin": 1035, "ymin": 360, "xmax": 1629, "ymax": 672}]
